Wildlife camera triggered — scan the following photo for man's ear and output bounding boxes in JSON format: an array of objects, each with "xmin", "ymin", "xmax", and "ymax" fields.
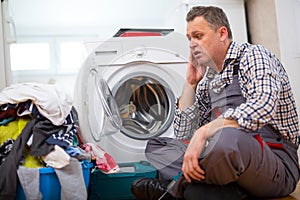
[{"xmin": 219, "ymin": 26, "xmax": 228, "ymax": 42}]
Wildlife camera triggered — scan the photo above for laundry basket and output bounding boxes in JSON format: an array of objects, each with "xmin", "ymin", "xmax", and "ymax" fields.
[{"xmin": 16, "ymin": 161, "xmax": 93, "ymax": 200}]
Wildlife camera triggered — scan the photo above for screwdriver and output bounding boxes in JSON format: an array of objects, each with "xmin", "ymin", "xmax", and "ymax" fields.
[{"xmin": 158, "ymin": 171, "xmax": 183, "ymax": 200}]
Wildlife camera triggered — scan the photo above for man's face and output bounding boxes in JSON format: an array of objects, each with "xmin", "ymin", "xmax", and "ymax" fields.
[{"xmin": 186, "ymin": 16, "xmax": 221, "ymax": 69}]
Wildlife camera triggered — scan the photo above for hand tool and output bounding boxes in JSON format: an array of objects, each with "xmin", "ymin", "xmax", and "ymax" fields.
[{"xmin": 158, "ymin": 171, "xmax": 183, "ymax": 200}]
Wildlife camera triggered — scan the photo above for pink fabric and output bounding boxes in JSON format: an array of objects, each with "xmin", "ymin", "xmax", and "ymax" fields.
[{"xmin": 82, "ymin": 143, "xmax": 119, "ymax": 174}]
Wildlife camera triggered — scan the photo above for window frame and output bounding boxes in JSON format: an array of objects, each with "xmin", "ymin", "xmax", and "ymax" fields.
[{"xmin": 10, "ymin": 35, "xmax": 94, "ymax": 77}]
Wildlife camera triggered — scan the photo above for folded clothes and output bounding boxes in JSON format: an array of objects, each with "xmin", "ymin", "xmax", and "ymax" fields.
[{"xmin": 82, "ymin": 143, "xmax": 119, "ymax": 174}]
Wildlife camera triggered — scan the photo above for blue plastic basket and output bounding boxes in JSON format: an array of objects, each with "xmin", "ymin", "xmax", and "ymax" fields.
[{"xmin": 15, "ymin": 161, "xmax": 93, "ymax": 200}]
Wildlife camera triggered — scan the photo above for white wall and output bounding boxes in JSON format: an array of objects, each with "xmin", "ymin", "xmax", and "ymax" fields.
[
  {"xmin": 275, "ymin": 0, "xmax": 300, "ymax": 117},
  {"xmin": 188, "ymin": 0, "xmax": 248, "ymax": 43},
  {"xmin": 10, "ymin": 0, "xmax": 247, "ymax": 41},
  {"xmin": 245, "ymin": 0, "xmax": 280, "ymax": 57},
  {"xmin": 10, "ymin": 0, "xmax": 182, "ymax": 39}
]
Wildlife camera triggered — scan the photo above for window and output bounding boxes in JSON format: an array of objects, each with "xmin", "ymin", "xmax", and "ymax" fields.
[
  {"xmin": 10, "ymin": 43, "xmax": 51, "ymax": 71},
  {"xmin": 10, "ymin": 38, "xmax": 88, "ymax": 74},
  {"xmin": 9, "ymin": 37, "xmax": 91, "ymax": 97},
  {"xmin": 59, "ymin": 41, "xmax": 87, "ymax": 73}
]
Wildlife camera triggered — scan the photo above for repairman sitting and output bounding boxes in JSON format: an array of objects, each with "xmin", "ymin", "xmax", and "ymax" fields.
[{"xmin": 131, "ymin": 5, "xmax": 300, "ymax": 200}]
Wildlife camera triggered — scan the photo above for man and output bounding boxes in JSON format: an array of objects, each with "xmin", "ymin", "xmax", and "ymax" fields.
[{"xmin": 131, "ymin": 6, "xmax": 300, "ymax": 199}]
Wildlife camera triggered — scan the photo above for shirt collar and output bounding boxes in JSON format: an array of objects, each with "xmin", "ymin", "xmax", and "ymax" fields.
[
  {"xmin": 225, "ymin": 41, "xmax": 240, "ymax": 62},
  {"xmin": 220, "ymin": 41, "xmax": 241, "ymax": 74}
]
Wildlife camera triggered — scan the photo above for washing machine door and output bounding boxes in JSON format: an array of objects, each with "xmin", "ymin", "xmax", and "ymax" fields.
[
  {"xmin": 111, "ymin": 69, "xmax": 175, "ymax": 140},
  {"xmin": 86, "ymin": 69, "xmax": 122, "ymax": 141}
]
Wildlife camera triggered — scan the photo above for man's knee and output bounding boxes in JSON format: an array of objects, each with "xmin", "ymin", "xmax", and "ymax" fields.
[
  {"xmin": 199, "ymin": 128, "xmax": 258, "ymax": 184},
  {"xmin": 207, "ymin": 127, "xmax": 256, "ymax": 159}
]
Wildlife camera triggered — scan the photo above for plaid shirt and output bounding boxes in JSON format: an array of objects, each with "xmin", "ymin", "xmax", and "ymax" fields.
[{"xmin": 174, "ymin": 42, "xmax": 299, "ymax": 145}]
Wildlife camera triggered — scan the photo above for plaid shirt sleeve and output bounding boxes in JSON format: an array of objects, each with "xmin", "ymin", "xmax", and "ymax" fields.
[{"xmin": 173, "ymin": 79, "xmax": 210, "ymax": 140}]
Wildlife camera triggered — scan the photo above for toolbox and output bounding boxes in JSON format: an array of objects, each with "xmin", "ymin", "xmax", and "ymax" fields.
[{"xmin": 88, "ymin": 160, "xmax": 157, "ymax": 200}]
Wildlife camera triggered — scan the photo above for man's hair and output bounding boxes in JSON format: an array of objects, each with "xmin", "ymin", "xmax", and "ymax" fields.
[{"xmin": 186, "ymin": 6, "xmax": 233, "ymax": 39}]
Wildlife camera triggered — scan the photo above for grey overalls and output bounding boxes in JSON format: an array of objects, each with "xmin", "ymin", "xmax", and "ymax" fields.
[{"xmin": 145, "ymin": 65, "xmax": 300, "ymax": 198}]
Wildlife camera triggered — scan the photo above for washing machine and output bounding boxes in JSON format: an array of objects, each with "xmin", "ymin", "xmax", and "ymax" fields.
[{"xmin": 73, "ymin": 31, "xmax": 189, "ymax": 163}]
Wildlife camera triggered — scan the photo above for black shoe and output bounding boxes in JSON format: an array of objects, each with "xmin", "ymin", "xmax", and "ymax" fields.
[{"xmin": 131, "ymin": 178, "xmax": 171, "ymax": 200}]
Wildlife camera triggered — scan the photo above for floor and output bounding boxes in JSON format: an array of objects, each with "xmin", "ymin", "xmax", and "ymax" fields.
[
  {"xmin": 270, "ymin": 151, "xmax": 300, "ymax": 200},
  {"xmin": 269, "ymin": 181, "xmax": 300, "ymax": 200}
]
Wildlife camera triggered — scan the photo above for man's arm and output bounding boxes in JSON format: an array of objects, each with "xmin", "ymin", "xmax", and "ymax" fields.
[
  {"xmin": 182, "ymin": 118, "xmax": 239, "ymax": 182},
  {"xmin": 178, "ymin": 54, "xmax": 206, "ymax": 111}
]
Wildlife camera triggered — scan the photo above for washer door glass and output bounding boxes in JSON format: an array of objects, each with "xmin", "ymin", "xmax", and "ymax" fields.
[
  {"xmin": 113, "ymin": 73, "xmax": 174, "ymax": 140},
  {"xmin": 87, "ymin": 69, "xmax": 122, "ymax": 141}
]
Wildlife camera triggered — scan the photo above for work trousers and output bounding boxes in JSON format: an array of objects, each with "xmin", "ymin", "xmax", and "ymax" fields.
[{"xmin": 145, "ymin": 127, "xmax": 300, "ymax": 198}]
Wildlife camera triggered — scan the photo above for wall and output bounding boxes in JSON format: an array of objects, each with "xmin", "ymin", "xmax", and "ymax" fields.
[
  {"xmin": 188, "ymin": 0, "xmax": 248, "ymax": 43},
  {"xmin": 275, "ymin": 0, "xmax": 300, "ymax": 116},
  {"xmin": 245, "ymin": 0, "xmax": 280, "ymax": 57}
]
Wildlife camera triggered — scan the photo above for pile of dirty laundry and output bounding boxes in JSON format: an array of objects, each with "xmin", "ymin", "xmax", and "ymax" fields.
[{"xmin": 0, "ymin": 82, "xmax": 94, "ymax": 200}]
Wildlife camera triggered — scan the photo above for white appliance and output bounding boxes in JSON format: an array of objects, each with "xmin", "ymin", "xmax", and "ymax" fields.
[{"xmin": 74, "ymin": 31, "xmax": 189, "ymax": 162}]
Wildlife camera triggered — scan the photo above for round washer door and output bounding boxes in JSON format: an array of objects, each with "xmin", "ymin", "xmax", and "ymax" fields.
[
  {"xmin": 85, "ymin": 69, "xmax": 122, "ymax": 141},
  {"xmin": 111, "ymin": 69, "xmax": 175, "ymax": 140}
]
